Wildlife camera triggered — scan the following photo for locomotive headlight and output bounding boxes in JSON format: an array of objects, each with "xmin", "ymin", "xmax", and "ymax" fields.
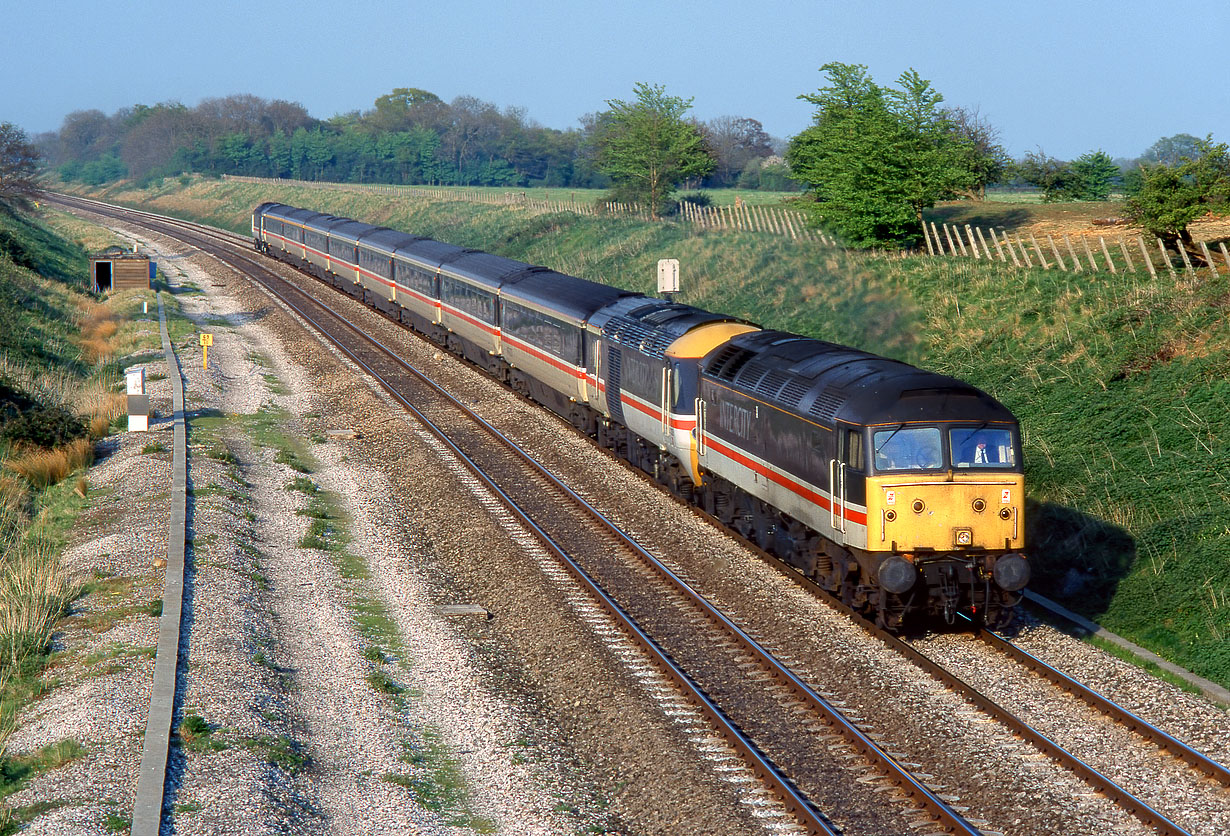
[
  {"xmin": 972, "ymin": 498, "xmax": 986, "ymax": 513},
  {"xmin": 954, "ymin": 527, "xmax": 973, "ymax": 546},
  {"xmin": 999, "ymin": 507, "xmax": 1012, "ymax": 521}
]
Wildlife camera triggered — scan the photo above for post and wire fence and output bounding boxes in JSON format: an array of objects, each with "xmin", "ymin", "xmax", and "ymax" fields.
[
  {"xmin": 922, "ymin": 220, "xmax": 1230, "ymax": 279},
  {"xmin": 223, "ymin": 175, "xmax": 838, "ymax": 244},
  {"xmin": 225, "ymin": 176, "xmax": 1228, "ymax": 275}
]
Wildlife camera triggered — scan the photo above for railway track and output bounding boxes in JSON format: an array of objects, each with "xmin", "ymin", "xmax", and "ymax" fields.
[{"xmin": 48, "ymin": 193, "xmax": 1230, "ymax": 836}]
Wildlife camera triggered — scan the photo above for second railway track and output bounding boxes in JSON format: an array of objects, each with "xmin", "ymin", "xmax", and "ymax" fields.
[{"xmin": 49, "ymin": 192, "xmax": 1230, "ymax": 836}]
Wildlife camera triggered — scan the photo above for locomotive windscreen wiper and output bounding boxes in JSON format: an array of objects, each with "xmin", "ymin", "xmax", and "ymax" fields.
[{"xmin": 874, "ymin": 423, "xmax": 906, "ymax": 456}]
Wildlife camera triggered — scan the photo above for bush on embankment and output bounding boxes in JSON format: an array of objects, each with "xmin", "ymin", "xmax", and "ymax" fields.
[{"xmin": 55, "ymin": 176, "xmax": 1230, "ymax": 690}]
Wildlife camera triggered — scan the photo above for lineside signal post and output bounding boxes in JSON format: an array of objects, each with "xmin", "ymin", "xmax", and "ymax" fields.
[
  {"xmin": 658, "ymin": 258, "xmax": 680, "ymax": 302},
  {"xmin": 200, "ymin": 333, "xmax": 213, "ymax": 369}
]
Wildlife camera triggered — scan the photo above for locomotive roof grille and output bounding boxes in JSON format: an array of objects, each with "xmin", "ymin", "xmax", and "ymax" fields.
[
  {"xmin": 809, "ymin": 386, "xmax": 846, "ymax": 421},
  {"xmin": 708, "ymin": 346, "xmax": 756, "ymax": 381}
]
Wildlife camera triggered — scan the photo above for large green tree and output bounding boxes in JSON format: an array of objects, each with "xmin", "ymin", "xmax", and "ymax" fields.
[
  {"xmin": 1125, "ymin": 136, "xmax": 1230, "ymax": 256},
  {"xmin": 786, "ymin": 63, "xmax": 986, "ymax": 247},
  {"xmin": 1069, "ymin": 150, "xmax": 1119, "ymax": 200},
  {"xmin": 593, "ymin": 83, "xmax": 714, "ymax": 217}
]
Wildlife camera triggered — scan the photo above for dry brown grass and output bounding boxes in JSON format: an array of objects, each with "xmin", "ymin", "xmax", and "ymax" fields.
[
  {"xmin": 5, "ymin": 439, "xmax": 95, "ymax": 489},
  {"xmin": 76, "ymin": 301, "xmax": 119, "ymax": 365},
  {"xmin": 76, "ymin": 378, "xmax": 126, "ymax": 439},
  {"xmin": 0, "ymin": 476, "xmax": 28, "ymax": 523}
]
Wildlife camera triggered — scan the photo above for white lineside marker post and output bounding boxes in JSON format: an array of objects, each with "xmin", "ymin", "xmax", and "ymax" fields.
[
  {"xmin": 127, "ymin": 367, "xmax": 149, "ymax": 432},
  {"xmin": 657, "ymin": 258, "xmax": 680, "ymax": 302},
  {"xmin": 200, "ymin": 333, "xmax": 213, "ymax": 370}
]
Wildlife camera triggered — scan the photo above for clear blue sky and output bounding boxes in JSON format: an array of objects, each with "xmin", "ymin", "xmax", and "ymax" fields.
[{"xmin": 5, "ymin": 0, "xmax": 1227, "ymax": 161}]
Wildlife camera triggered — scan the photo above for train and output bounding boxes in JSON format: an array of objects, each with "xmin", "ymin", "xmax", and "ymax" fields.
[{"xmin": 251, "ymin": 202, "xmax": 1030, "ymax": 630}]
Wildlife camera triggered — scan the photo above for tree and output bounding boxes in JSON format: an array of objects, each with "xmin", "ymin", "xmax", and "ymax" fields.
[
  {"xmin": 1014, "ymin": 149, "xmax": 1080, "ymax": 202},
  {"xmin": 944, "ymin": 106, "xmax": 1010, "ymax": 201},
  {"xmin": 1069, "ymin": 150, "xmax": 1119, "ymax": 200},
  {"xmin": 593, "ymin": 83, "xmax": 714, "ymax": 217},
  {"xmin": 786, "ymin": 63, "xmax": 984, "ymax": 247},
  {"xmin": 0, "ymin": 123, "xmax": 42, "ymax": 207},
  {"xmin": 1124, "ymin": 137, "xmax": 1230, "ymax": 258},
  {"xmin": 702, "ymin": 116, "xmax": 773, "ymax": 187},
  {"xmin": 1140, "ymin": 133, "xmax": 1203, "ymax": 167}
]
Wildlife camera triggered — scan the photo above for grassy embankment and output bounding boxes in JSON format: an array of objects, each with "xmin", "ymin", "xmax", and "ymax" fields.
[
  {"xmin": 0, "ymin": 204, "xmax": 164, "ymax": 827},
  {"xmin": 56, "ymin": 176, "xmax": 1230, "ymax": 693}
]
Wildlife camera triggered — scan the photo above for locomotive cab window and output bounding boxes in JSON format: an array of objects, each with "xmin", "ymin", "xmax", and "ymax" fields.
[
  {"xmin": 873, "ymin": 426, "xmax": 942, "ymax": 471},
  {"xmin": 950, "ymin": 426, "xmax": 1017, "ymax": 468},
  {"xmin": 844, "ymin": 429, "xmax": 864, "ymax": 470}
]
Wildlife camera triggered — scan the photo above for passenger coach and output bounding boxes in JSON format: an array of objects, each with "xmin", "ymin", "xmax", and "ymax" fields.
[{"xmin": 252, "ymin": 201, "xmax": 1030, "ymax": 630}]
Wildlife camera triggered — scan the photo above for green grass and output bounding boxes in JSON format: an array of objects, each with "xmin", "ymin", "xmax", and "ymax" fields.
[{"xmin": 383, "ymin": 730, "xmax": 496, "ymax": 832}]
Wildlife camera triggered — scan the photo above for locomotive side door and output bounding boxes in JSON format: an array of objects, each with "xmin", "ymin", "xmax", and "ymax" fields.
[
  {"xmin": 660, "ymin": 365, "xmax": 673, "ymax": 441},
  {"xmin": 829, "ymin": 430, "xmax": 847, "ymax": 544}
]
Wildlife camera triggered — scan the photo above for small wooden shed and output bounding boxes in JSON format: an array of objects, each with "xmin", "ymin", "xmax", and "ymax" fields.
[{"xmin": 90, "ymin": 247, "xmax": 153, "ymax": 293}]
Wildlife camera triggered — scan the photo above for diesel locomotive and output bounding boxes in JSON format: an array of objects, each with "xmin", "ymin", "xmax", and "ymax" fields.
[{"xmin": 252, "ymin": 202, "xmax": 1030, "ymax": 630}]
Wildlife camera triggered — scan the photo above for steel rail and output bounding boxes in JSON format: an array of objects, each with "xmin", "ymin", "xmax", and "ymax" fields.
[
  {"xmin": 733, "ymin": 551, "xmax": 1198, "ymax": 836},
  {"xmin": 51, "ymin": 194, "xmax": 844, "ymax": 836},
  {"xmin": 972, "ymin": 622, "xmax": 1230, "ymax": 787}
]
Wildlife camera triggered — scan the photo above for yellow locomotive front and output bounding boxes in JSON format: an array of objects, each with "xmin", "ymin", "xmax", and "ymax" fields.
[{"xmin": 863, "ymin": 421, "xmax": 1029, "ymax": 627}]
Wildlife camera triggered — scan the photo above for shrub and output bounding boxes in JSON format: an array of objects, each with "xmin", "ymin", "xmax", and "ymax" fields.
[
  {"xmin": 678, "ymin": 191, "xmax": 713, "ymax": 208},
  {"xmin": 1, "ymin": 407, "xmax": 87, "ymax": 449}
]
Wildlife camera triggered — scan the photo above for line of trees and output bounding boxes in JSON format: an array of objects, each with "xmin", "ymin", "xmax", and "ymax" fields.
[
  {"xmin": 37, "ymin": 89, "xmax": 796, "ymax": 196},
  {"xmin": 27, "ymin": 75, "xmax": 1230, "ymax": 253}
]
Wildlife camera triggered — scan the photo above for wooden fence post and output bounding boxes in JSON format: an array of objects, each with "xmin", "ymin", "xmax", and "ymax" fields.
[
  {"xmin": 1004, "ymin": 231, "xmax": 1023, "ymax": 267},
  {"xmin": 1157, "ymin": 238, "xmax": 1177, "ymax": 278},
  {"xmin": 1063, "ymin": 236, "xmax": 1081, "ymax": 272},
  {"xmin": 1029, "ymin": 234, "xmax": 1049, "ymax": 269},
  {"xmin": 989, "ymin": 228, "xmax": 1008, "ymax": 263},
  {"xmin": 962, "ymin": 225, "xmax": 980, "ymax": 258},
  {"xmin": 1118, "ymin": 238, "xmax": 1134, "ymax": 273},
  {"xmin": 1048, "ymin": 236, "xmax": 1067, "ymax": 270},
  {"xmin": 921, "ymin": 222, "xmax": 936, "ymax": 255},
  {"xmin": 1199, "ymin": 241, "xmax": 1218, "ymax": 275},
  {"xmin": 1139, "ymin": 237, "xmax": 1158, "ymax": 280},
  {"xmin": 1176, "ymin": 241, "xmax": 1195, "ymax": 276},
  {"xmin": 929, "ymin": 222, "xmax": 944, "ymax": 254},
  {"xmin": 1081, "ymin": 237, "xmax": 1099, "ymax": 272},
  {"xmin": 975, "ymin": 227, "xmax": 995, "ymax": 260},
  {"xmin": 1099, "ymin": 238, "xmax": 1116, "ymax": 274},
  {"xmin": 1220, "ymin": 242, "xmax": 1230, "ymax": 272},
  {"xmin": 942, "ymin": 224, "xmax": 958, "ymax": 255},
  {"xmin": 1017, "ymin": 234, "xmax": 1033, "ymax": 267}
]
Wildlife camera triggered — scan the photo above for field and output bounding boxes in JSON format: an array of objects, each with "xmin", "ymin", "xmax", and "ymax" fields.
[
  {"xmin": 49, "ymin": 175, "xmax": 1230, "ymax": 690},
  {"xmin": 388, "ymin": 185, "xmax": 803, "ymax": 207}
]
